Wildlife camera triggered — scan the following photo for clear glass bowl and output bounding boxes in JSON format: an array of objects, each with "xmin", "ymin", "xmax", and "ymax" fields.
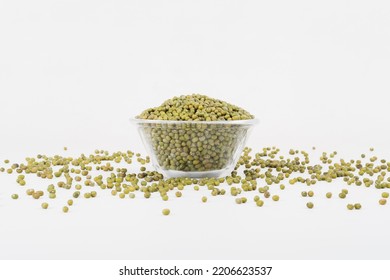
[{"xmin": 131, "ymin": 118, "xmax": 258, "ymax": 178}]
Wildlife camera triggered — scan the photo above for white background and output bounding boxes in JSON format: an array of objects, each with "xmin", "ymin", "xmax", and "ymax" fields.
[{"xmin": 0, "ymin": 0, "xmax": 390, "ymax": 260}]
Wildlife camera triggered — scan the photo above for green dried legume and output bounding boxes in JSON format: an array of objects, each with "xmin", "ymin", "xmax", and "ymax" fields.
[
  {"xmin": 354, "ymin": 203, "xmax": 362, "ymax": 210},
  {"xmin": 256, "ymin": 200, "xmax": 264, "ymax": 207},
  {"xmin": 379, "ymin": 199, "xmax": 387, "ymax": 205}
]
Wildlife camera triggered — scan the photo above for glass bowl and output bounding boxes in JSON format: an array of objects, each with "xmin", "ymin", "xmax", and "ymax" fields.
[{"xmin": 131, "ymin": 118, "xmax": 258, "ymax": 178}]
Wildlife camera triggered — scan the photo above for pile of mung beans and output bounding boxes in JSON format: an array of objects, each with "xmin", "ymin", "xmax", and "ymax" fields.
[
  {"xmin": 136, "ymin": 94, "xmax": 254, "ymax": 172},
  {"xmin": 0, "ymin": 95, "xmax": 389, "ymax": 215},
  {"xmin": 137, "ymin": 94, "xmax": 254, "ymax": 121}
]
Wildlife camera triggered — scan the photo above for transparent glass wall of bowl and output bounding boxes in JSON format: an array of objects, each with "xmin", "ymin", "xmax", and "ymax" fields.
[{"xmin": 131, "ymin": 119, "xmax": 258, "ymax": 178}]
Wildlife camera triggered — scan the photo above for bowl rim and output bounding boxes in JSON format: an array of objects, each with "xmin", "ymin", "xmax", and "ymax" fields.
[{"xmin": 130, "ymin": 117, "xmax": 259, "ymax": 125}]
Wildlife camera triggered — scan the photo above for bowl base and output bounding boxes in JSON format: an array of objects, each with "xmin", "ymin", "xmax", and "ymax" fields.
[{"xmin": 160, "ymin": 167, "xmax": 231, "ymax": 178}]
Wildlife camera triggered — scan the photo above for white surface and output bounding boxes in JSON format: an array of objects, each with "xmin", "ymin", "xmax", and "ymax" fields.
[{"xmin": 0, "ymin": 0, "xmax": 390, "ymax": 260}]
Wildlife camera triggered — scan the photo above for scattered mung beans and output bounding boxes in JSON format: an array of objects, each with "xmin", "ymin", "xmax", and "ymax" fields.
[{"xmin": 1, "ymin": 133, "xmax": 390, "ymax": 214}]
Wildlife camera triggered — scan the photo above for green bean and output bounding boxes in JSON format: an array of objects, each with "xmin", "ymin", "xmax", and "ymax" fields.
[
  {"xmin": 339, "ymin": 193, "xmax": 346, "ymax": 199},
  {"xmin": 256, "ymin": 200, "xmax": 264, "ymax": 207},
  {"xmin": 354, "ymin": 203, "xmax": 362, "ymax": 210}
]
